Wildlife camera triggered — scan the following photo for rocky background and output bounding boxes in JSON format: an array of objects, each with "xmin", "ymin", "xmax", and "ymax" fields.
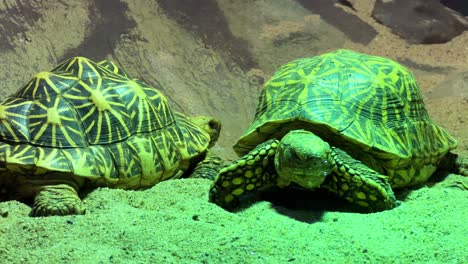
[
  {"xmin": 0, "ymin": 0, "xmax": 467, "ymax": 263},
  {"xmin": 0, "ymin": 0, "xmax": 467, "ymax": 159}
]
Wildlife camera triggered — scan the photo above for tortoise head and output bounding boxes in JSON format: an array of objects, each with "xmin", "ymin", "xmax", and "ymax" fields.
[
  {"xmin": 189, "ymin": 115, "xmax": 222, "ymax": 148},
  {"xmin": 274, "ymin": 130, "xmax": 332, "ymax": 189}
]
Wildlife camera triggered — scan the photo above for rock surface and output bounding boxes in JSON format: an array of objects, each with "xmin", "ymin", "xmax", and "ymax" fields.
[
  {"xmin": 441, "ymin": 0, "xmax": 468, "ymax": 16},
  {"xmin": 372, "ymin": 0, "xmax": 467, "ymax": 44},
  {"xmin": 296, "ymin": 0, "xmax": 378, "ymax": 44},
  {"xmin": 429, "ymin": 70, "xmax": 468, "ymax": 99}
]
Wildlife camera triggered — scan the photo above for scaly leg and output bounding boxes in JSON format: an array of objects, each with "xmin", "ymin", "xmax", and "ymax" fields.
[
  {"xmin": 30, "ymin": 182, "xmax": 85, "ymax": 217},
  {"xmin": 209, "ymin": 139, "xmax": 279, "ymax": 210},
  {"xmin": 321, "ymin": 147, "xmax": 397, "ymax": 212}
]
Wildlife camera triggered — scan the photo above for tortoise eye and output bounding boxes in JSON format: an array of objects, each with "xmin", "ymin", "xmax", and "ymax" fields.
[{"xmin": 208, "ymin": 120, "xmax": 218, "ymax": 130}]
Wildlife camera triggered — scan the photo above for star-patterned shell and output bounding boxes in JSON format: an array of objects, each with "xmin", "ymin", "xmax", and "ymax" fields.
[
  {"xmin": 0, "ymin": 57, "xmax": 210, "ymax": 188},
  {"xmin": 234, "ymin": 49, "xmax": 457, "ymax": 187}
]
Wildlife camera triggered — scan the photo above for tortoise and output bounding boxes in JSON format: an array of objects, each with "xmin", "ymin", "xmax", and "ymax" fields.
[
  {"xmin": 209, "ymin": 49, "xmax": 467, "ymax": 212},
  {"xmin": 0, "ymin": 57, "xmax": 222, "ymax": 216}
]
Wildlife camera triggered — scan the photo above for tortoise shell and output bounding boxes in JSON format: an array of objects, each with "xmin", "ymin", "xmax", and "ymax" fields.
[
  {"xmin": 234, "ymin": 49, "xmax": 457, "ymax": 187},
  {"xmin": 0, "ymin": 57, "xmax": 210, "ymax": 189}
]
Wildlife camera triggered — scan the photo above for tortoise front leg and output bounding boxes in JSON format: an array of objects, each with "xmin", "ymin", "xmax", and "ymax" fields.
[
  {"xmin": 189, "ymin": 152, "xmax": 225, "ymax": 180},
  {"xmin": 321, "ymin": 147, "xmax": 397, "ymax": 212},
  {"xmin": 209, "ymin": 139, "xmax": 279, "ymax": 210}
]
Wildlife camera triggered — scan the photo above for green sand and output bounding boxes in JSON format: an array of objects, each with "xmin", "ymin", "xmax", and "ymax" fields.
[{"xmin": 0, "ymin": 175, "xmax": 466, "ymax": 263}]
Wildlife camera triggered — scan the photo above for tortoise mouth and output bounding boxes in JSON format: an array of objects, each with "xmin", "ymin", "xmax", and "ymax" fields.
[{"xmin": 288, "ymin": 169, "xmax": 329, "ymax": 189}]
